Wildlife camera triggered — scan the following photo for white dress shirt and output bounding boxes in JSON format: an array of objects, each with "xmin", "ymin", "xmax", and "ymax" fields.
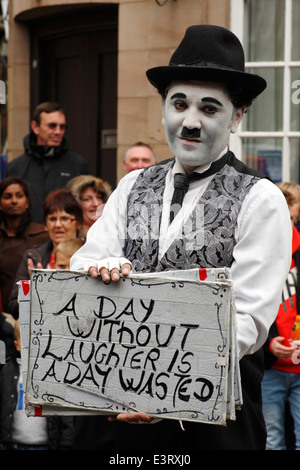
[{"xmin": 71, "ymin": 153, "xmax": 292, "ymax": 359}]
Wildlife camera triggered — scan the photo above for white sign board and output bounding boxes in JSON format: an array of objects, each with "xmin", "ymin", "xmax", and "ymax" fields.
[{"xmin": 19, "ymin": 268, "xmax": 242, "ymax": 425}]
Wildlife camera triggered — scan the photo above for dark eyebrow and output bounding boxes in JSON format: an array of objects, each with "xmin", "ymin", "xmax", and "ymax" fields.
[
  {"xmin": 201, "ymin": 97, "xmax": 223, "ymax": 106},
  {"xmin": 170, "ymin": 93, "xmax": 187, "ymax": 100}
]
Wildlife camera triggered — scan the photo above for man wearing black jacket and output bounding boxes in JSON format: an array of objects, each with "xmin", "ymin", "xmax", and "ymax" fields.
[{"xmin": 5, "ymin": 102, "xmax": 92, "ymax": 224}]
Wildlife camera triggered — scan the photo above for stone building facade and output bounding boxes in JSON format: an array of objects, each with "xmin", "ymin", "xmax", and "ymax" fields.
[{"xmin": 6, "ymin": 0, "xmax": 230, "ymax": 186}]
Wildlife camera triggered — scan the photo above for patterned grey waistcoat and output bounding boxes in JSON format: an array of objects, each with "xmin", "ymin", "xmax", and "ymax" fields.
[{"xmin": 124, "ymin": 151, "xmax": 263, "ymax": 273}]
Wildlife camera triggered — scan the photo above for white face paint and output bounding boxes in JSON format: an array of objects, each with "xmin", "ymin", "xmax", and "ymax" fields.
[{"xmin": 162, "ymin": 81, "xmax": 244, "ymax": 172}]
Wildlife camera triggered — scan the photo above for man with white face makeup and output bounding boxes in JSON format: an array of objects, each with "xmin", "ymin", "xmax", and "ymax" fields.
[
  {"xmin": 162, "ymin": 81, "xmax": 243, "ymax": 171},
  {"xmin": 71, "ymin": 25, "xmax": 292, "ymax": 450}
]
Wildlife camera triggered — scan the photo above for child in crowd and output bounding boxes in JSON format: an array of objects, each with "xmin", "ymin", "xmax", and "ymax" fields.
[
  {"xmin": 53, "ymin": 238, "xmax": 84, "ymax": 270},
  {"xmin": 262, "ymin": 182, "xmax": 300, "ymax": 450}
]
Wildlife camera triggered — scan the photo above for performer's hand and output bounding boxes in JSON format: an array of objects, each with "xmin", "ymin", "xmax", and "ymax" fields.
[
  {"xmin": 108, "ymin": 412, "xmax": 152, "ymax": 424},
  {"xmin": 88, "ymin": 257, "xmax": 132, "ymax": 282},
  {"xmin": 100, "ymin": 263, "xmax": 131, "ymax": 282}
]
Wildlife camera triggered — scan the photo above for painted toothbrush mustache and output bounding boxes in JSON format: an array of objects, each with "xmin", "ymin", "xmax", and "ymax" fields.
[{"xmin": 181, "ymin": 127, "xmax": 201, "ymax": 139}]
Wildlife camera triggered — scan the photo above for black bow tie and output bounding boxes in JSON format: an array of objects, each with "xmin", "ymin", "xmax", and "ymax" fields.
[{"xmin": 169, "ymin": 152, "xmax": 229, "ymax": 223}]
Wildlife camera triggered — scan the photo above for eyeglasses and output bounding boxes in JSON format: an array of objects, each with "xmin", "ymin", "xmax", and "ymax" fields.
[
  {"xmin": 46, "ymin": 123, "xmax": 67, "ymax": 131},
  {"xmin": 47, "ymin": 216, "xmax": 76, "ymax": 225}
]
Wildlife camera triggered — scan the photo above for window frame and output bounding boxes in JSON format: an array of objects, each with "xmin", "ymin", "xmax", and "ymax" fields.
[{"xmin": 230, "ymin": 0, "xmax": 300, "ymax": 181}]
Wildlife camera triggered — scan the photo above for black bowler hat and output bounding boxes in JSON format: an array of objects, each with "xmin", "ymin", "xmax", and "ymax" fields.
[{"xmin": 146, "ymin": 25, "xmax": 267, "ymax": 101}]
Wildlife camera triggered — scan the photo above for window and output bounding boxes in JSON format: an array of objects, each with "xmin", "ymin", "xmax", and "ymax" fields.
[{"xmin": 230, "ymin": 0, "xmax": 300, "ymax": 183}]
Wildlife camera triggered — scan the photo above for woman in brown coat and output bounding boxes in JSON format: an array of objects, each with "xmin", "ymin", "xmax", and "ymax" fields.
[{"xmin": 0, "ymin": 176, "xmax": 49, "ymax": 313}]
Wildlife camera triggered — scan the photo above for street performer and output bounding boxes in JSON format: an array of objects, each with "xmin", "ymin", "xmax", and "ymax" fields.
[{"xmin": 71, "ymin": 25, "xmax": 292, "ymax": 450}]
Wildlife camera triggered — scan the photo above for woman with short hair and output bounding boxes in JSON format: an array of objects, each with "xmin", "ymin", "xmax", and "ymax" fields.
[{"xmin": 7, "ymin": 188, "xmax": 83, "ymax": 319}]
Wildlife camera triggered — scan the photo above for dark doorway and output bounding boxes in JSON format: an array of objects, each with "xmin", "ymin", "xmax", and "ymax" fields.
[{"xmin": 28, "ymin": 5, "xmax": 118, "ymax": 188}]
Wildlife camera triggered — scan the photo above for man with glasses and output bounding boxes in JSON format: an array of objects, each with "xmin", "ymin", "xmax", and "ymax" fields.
[{"xmin": 5, "ymin": 102, "xmax": 92, "ymax": 224}]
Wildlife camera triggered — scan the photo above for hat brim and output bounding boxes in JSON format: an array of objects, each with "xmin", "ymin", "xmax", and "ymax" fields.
[{"xmin": 146, "ymin": 65, "xmax": 267, "ymax": 100}]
